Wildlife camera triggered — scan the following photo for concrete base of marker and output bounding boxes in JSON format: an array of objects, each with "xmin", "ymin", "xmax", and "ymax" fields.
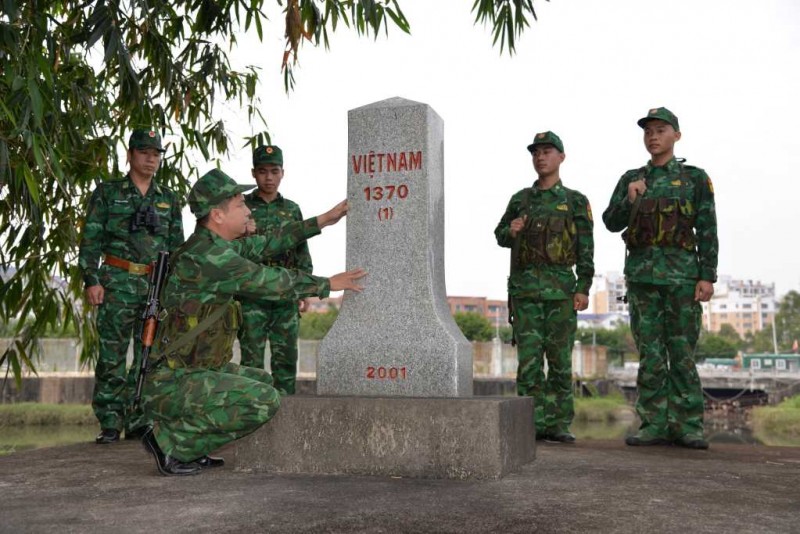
[{"xmin": 232, "ymin": 396, "xmax": 535, "ymax": 480}]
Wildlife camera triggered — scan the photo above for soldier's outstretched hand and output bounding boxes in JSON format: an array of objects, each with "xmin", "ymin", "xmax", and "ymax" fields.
[
  {"xmin": 330, "ymin": 268, "xmax": 367, "ymax": 292},
  {"xmin": 318, "ymin": 200, "xmax": 348, "ymax": 228}
]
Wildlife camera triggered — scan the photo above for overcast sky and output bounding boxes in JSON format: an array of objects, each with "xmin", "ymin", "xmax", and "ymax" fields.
[{"xmin": 182, "ymin": 0, "xmax": 800, "ymax": 301}]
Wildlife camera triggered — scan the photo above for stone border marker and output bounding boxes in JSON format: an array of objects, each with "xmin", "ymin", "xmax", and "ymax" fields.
[{"xmin": 317, "ymin": 97, "xmax": 472, "ymax": 397}]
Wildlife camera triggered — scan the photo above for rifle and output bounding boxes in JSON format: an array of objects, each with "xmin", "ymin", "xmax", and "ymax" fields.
[{"xmin": 133, "ymin": 251, "xmax": 170, "ymax": 410}]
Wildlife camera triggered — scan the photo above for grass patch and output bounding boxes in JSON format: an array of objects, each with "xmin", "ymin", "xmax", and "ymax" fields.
[
  {"xmin": 574, "ymin": 394, "xmax": 632, "ymax": 423},
  {"xmin": 0, "ymin": 425, "xmax": 97, "ymax": 456},
  {"xmin": 0, "ymin": 403, "xmax": 95, "ymax": 427},
  {"xmin": 751, "ymin": 395, "xmax": 800, "ymax": 446}
]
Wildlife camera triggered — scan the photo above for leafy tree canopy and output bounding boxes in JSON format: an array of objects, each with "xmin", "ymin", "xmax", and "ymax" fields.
[
  {"xmin": 0, "ymin": 0, "xmax": 543, "ymax": 381},
  {"xmin": 453, "ymin": 311, "xmax": 494, "ymax": 342},
  {"xmin": 298, "ymin": 306, "xmax": 339, "ymax": 340}
]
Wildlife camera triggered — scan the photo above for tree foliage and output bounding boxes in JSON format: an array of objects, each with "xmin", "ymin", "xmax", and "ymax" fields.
[
  {"xmin": 775, "ymin": 290, "xmax": 800, "ymax": 352},
  {"xmin": 0, "ymin": 0, "xmax": 540, "ymax": 382},
  {"xmin": 696, "ymin": 331, "xmax": 738, "ymax": 360},
  {"xmin": 453, "ymin": 311, "xmax": 494, "ymax": 342},
  {"xmin": 298, "ymin": 306, "xmax": 339, "ymax": 340},
  {"xmin": 575, "ymin": 324, "xmax": 636, "ymax": 366}
]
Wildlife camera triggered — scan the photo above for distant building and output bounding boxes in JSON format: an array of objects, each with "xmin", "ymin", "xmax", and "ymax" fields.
[
  {"xmin": 447, "ymin": 296, "xmax": 509, "ymax": 329},
  {"xmin": 587, "ymin": 272, "xmax": 628, "ymax": 315},
  {"xmin": 701, "ymin": 276, "xmax": 777, "ymax": 337}
]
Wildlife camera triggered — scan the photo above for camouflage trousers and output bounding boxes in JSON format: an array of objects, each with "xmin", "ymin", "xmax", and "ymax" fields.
[
  {"xmin": 628, "ymin": 282, "xmax": 704, "ymax": 439},
  {"xmin": 142, "ymin": 362, "xmax": 280, "ymax": 463},
  {"xmin": 238, "ymin": 299, "xmax": 300, "ymax": 394},
  {"xmin": 93, "ymin": 289, "xmax": 146, "ymax": 432},
  {"xmin": 512, "ymin": 297, "xmax": 576, "ymax": 436}
]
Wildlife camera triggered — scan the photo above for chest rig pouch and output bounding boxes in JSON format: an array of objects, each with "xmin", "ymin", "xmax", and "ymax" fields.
[
  {"xmin": 517, "ymin": 189, "xmax": 577, "ymax": 268},
  {"xmin": 156, "ymin": 299, "xmax": 242, "ymax": 370},
  {"xmin": 624, "ymin": 166, "xmax": 697, "ymax": 251}
]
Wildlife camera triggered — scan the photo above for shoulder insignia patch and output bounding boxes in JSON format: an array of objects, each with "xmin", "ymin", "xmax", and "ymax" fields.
[
  {"xmin": 707, "ymin": 176, "xmax": 714, "ymax": 193},
  {"xmin": 586, "ymin": 203, "xmax": 593, "ymax": 221}
]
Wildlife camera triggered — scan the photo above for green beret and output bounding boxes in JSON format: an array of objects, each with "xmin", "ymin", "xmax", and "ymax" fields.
[
  {"xmin": 637, "ymin": 107, "xmax": 680, "ymax": 131},
  {"xmin": 253, "ymin": 145, "xmax": 283, "ymax": 167},
  {"xmin": 527, "ymin": 131, "xmax": 564, "ymax": 153},
  {"xmin": 188, "ymin": 168, "xmax": 254, "ymax": 219}
]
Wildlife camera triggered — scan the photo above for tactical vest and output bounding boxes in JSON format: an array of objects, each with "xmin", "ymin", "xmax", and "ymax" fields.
[
  {"xmin": 623, "ymin": 166, "xmax": 697, "ymax": 251},
  {"xmin": 516, "ymin": 188, "xmax": 577, "ymax": 268},
  {"xmin": 151, "ymin": 232, "xmax": 241, "ymax": 370},
  {"xmin": 156, "ymin": 299, "xmax": 242, "ymax": 370}
]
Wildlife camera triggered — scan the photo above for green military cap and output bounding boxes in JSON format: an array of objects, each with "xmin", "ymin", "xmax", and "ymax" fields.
[
  {"xmin": 253, "ymin": 145, "xmax": 283, "ymax": 167},
  {"xmin": 527, "ymin": 131, "xmax": 564, "ymax": 153},
  {"xmin": 188, "ymin": 168, "xmax": 254, "ymax": 219},
  {"xmin": 637, "ymin": 107, "xmax": 680, "ymax": 131},
  {"xmin": 128, "ymin": 128, "xmax": 166, "ymax": 153}
]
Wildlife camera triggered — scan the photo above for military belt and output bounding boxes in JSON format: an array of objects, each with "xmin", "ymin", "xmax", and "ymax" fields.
[{"xmin": 103, "ymin": 254, "xmax": 152, "ymax": 275}]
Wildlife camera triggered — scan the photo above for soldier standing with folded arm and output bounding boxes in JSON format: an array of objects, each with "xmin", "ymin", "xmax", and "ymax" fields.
[
  {"xmin": 495, "ymin": 131, "xmax": 594, "ymax": 444},
  {"xmin": 78, "ymin": 128, "xmax": 184, "ymax": 444},
  {"xmin": 139, "ymin": 169, "xmax": 366, "ymax": 476},
  {"xmin": 602, "ymin": 107, "xmax": 718, "ymax": 450}
]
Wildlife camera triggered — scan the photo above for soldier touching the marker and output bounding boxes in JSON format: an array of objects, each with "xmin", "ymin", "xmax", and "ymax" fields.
[
  {"xmin": 78, "ymin": 128, "xmax": 184, "ymax": 445},
  {"xmin": 139, "ymin": 169, "xmax": 365, "ymax": 476},
  {"xmin": 495, "ymin": 131, "xmax": 594, "ymax": 444},
  {"xmin": 237, "ymin": 145, "xmax": 311, "ymax": 394},
  {"xmin": 602, "ymin": 107, "xmax": 718, "ymax": 450}
]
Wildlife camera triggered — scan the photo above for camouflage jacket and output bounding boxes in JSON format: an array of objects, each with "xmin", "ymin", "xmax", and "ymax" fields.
[
  {"xmin": 154, "ymin": 222, "xmax": 329, "ymax": 369},
  {"xmin": 78, "ymin": 174, "xmax": 184, "ymax": 295},
  {"xmin": 244, "ymin": 192, "xmax": 312, "ymax": 272},
  {"xmin": 495, "ymin": 180, "xmax": 594, "ymax": 300},
  {"xmin": 602, "ymin": 158, "xmax": 718, "ymax": 285}
]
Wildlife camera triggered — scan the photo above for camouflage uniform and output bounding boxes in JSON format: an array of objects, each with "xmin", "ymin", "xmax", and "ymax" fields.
[
  {"xmin": 141, "ymin": 169, "xmax": 330, "ymax": 463},
  {"xmin": 78, "ymin": 131, "xmax": 183, "ymax": 434},
  {"xmin": 602, "ymin": 108, "xmax": 718, "ymax": 443},
  {"xmin": 495, "ymin": 132, "xmax": 594, "ymax": 439},
  {"xmin": 239, "ymin": 191, "xmax": 311, "ymax": 393}
]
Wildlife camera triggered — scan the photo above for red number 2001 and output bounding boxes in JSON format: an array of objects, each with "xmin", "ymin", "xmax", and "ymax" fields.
[{"xmin": 366, "ymin": 366, "xmax": 407, "ymax": 379}]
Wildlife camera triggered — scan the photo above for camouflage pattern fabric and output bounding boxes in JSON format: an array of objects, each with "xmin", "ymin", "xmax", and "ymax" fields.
[
  {"xmin": 238, "ymin": 193, "xmax": 311, "ymax": 394},
  {"xmin": 496, "ymin": 179, "xmax": 594, "ymax": 434},
  {"xmin": 495, "ymin": 180, "xmax": 594, "ymax": 300},
  {"xmin": 603, "ymin": 157, "xmax": 718, "ymax": 441},
  {"xmin": 602, "ymin": 158, "xmax": 718, "ymax": 285},
  {"xmin": 627, "ymin": 282, "xmax": 704, "ymax": 439},
  {"xmin": 143, "ymin": 362, "xmax": 280, "ymax": 462},
  {"xmin": 512, "ymin": 298, "xmax": 576, "ymax": 436},
  {"xmin": 239, "ymin": 300, "xmax": 300, "ymax": 393},
  {"xmin": 141, "ymin": 220, "xmax": 331, "ymax": 459},
  {"xmin": 78, "ymin": 175, "xmax": 184, "ymax": 431},
  {"xmin": 92, "ymin": 290, "xmax": 144, "ymax": 431}
]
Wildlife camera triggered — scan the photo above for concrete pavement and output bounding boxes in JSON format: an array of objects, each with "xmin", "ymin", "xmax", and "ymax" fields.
[{"xmin": 1, "ymin": 438, "xmax": 798, "ymax": 533}]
